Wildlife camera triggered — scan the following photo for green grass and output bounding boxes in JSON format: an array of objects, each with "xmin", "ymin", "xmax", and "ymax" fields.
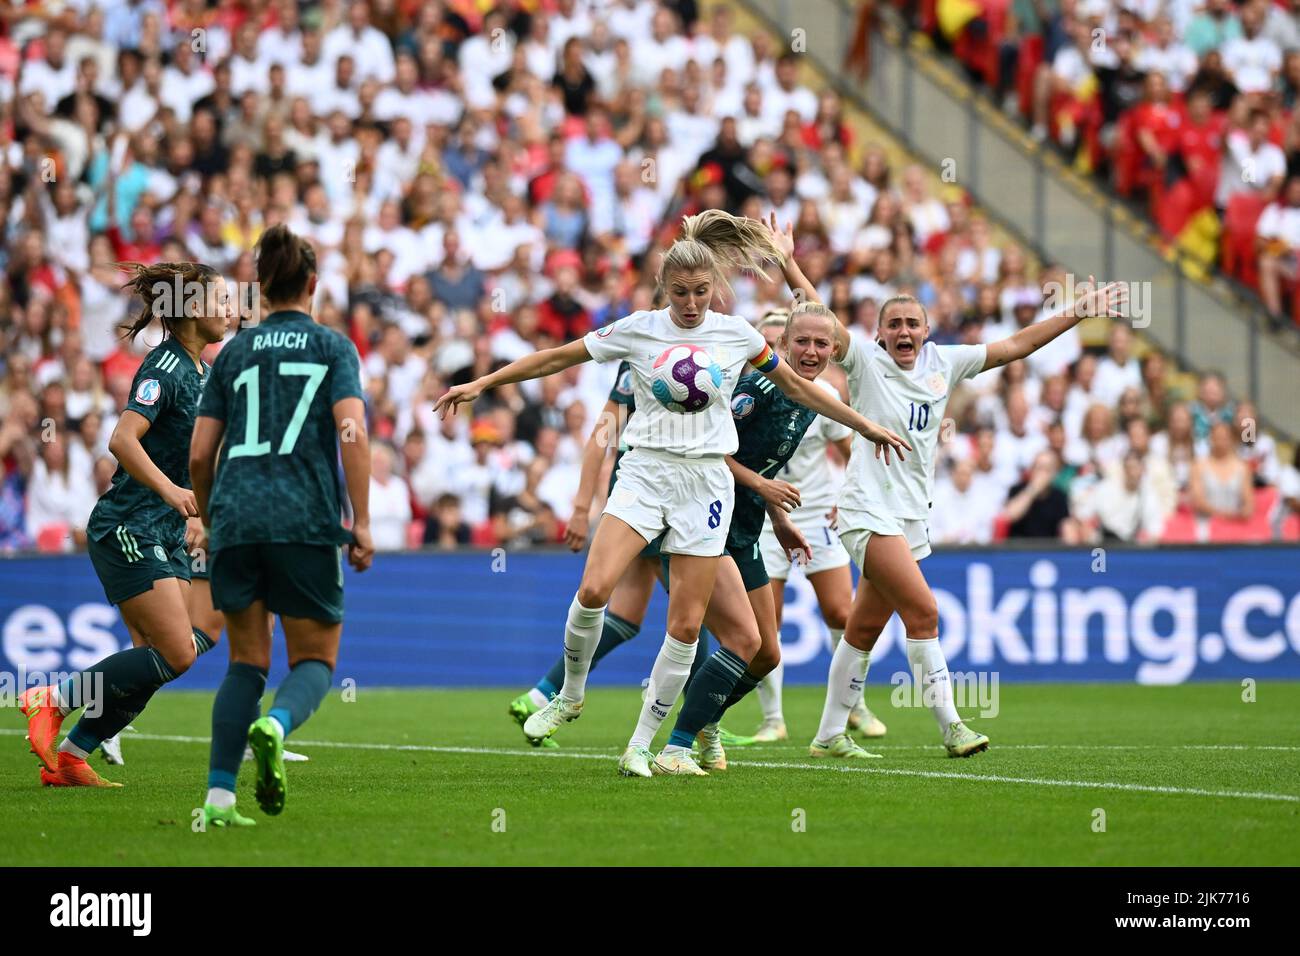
[{"xmin": 2, "ymin": 682, "xmax": 1298, "ymax": 866}]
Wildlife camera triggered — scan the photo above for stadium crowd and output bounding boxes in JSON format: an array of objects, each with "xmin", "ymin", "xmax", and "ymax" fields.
[
  {"xmin": 920, "ymin": 0, "xmax": 1300, "ymax": 326},
  {"xmin": 1, "ymin": 0, "xmax": 1297, "ymax": 557}
]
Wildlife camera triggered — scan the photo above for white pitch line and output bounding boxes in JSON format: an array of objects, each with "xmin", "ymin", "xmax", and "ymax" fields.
[{"xmin": 2, "ymin": 728, "xmax": 1295, "ymax": 804}]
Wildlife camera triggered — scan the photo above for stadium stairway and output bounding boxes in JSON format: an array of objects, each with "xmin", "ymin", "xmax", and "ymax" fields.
[{"xmin": 730, "ymin": 0, "xmax": 1300, "ymax": 451}]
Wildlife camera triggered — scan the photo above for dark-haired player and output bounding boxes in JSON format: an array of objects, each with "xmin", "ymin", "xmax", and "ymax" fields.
[
  {"xmin": 191, "ymin": 224, "xmax": 373, "ymax": 826},
  {"xmin": 19, "ymin": 262, "xmax": 232, "ymax": 786}
]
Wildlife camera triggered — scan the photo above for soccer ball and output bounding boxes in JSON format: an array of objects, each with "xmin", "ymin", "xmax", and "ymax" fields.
[{"xmin": 651, "ymin": 344, "xmax": 723, "ymax": 413}]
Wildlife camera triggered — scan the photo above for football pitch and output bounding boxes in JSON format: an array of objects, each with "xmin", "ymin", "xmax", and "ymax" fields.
[{"xmin": 2, "ymin": 683, "xmax": 1298, "ymax": 867}]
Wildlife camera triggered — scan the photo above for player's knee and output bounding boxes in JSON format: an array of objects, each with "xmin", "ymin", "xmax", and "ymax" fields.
[
  {"xmin": 843, "ymin": 622, "xmax": 880, "ymax": 651},
  {"xmin": 901, "ymin": 600, "xmax": 939, "ymax": 636},
  {"xmin": 160, "ymin": 641, "xmax": 197, "ymax": 676},
  {"xmin": 823, "ymin": 604, "xmax": 850, "ymax": 631},
  {"xmin": 666, "ymin": 615, "xmax": 701, "ymax": 643},
  {"xmin": 576, "ymin": 581, "xmax": 611, "ymax": 609},
  {"xmin": 750, "ymin": 640, "xmax": 781, "ymax": 676}
]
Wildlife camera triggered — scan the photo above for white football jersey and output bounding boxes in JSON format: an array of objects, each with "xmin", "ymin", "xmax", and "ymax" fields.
[
  {"xmin": 838, "ymin": 338, "xmax": 987, "ymax": 519},
  {"xmin": 583, "ymin": 308, "xmax": 772, "ymax": 458},
  {"xmin": 774, "ymin": 378, "xmax": 852, "ymax": 514}
]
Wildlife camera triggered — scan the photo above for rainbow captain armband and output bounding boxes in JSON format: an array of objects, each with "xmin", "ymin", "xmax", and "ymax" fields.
[{"xmin": 749, "ymin": 344, "xmax": 779, "ymax": 373}]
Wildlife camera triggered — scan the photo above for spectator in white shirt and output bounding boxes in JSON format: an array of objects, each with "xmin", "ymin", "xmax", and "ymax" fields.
[
  {"xmin": 565, "ymin": 109, "xmax": 622, "ymax": 223},
  {"xmin": 996, "ymin": 386, "xmax": 1049, "ymax": 481},
  {"xmin": 763, "ymin": 52, "xmax": 819, "ymax": 124},
  {"xmin": 1135, "ymin": 16, "xmax": 1198, "ymax": 92},
  {"xmin": 1217, "ymin": 110, "xmax": 1286, "ymax": 209},
  {"xmin": 1257, "ymin": 176, "xmax": 1300, "ymax": 317},
  {"xmin": 820, "ymin": 166, "xmax": 875, "ymax": 256},
  {"xmin": 931, "ymin": 458, "xmax": 997, "ymax": 544},
  {"xmin": 19, "ymin": 27, "xmax": 77, "ymax": 113},
  {"xmin": 1221, "ymin": 3, "xmax": 1282, "ymax": 94},
  {"xmin": 630, "ymin": 6, "xmax": 691, "ymax": 88},
  {"xmin": 1233, "ymin": 400, "xmax": 1280, "ymax": 486},
  {"xmin": 229, "ymin": 22, "xmax": 268, "ymax": 98},
  {"xmin": 460, "ymin": 9, "xmax": 515, "ymax": 109},
  {"xmin": 901, "ymin": 164, "xmax": 950, "ymax": 247},
  {"xmin": 1272, "ymin": 445, "xmax": 1300, "ymax": 538},
  {"xmin": 323, "ymin": 1, "xmax": 396, "ymax": 85},
  {"xmin": 258, "ymin": 0, "xmax": 304, "ymax": 68},
  {"xmin": 369, "ymin": 443, "xmax": 413, "ymax": 552},
  {"xmin": 1079, "ymin": 452, "xmax": 1168, "ymax": 541},
  {"xmin": 967, "ymin": 426, "xmax": 1017, "ymax": 505},
  {"xmin": 592, "ymin": 161, "xmax": 662, "ymax": 261},
  {"xmin": 1066, "ymin": 403, "xmax": 1126, "ymax": 476},
  {"xmin": 1092, "ymin": 322, "xmax": 1143, "ymax": 406},
  {"xmin": 25, "ymin": 436, "xmax": 94, "ymax": 550}
]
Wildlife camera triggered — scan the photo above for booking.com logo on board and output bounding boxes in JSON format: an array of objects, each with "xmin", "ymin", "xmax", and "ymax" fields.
[
  {"xmin": 771, "ymin": 552, "xmax": 1300, "ymax": 685},
  {"xmin": 1, "ymin": 548, "xmax": 1298, "ymax": 686}
]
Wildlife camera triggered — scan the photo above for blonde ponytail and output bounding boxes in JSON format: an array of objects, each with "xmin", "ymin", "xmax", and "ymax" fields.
[{"xmin": 658, "ymin": 210, "xmax": 787, "ymax": 304}]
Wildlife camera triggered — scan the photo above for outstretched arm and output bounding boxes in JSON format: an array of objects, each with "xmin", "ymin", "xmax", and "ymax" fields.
[
  {"xmin": 983, "ymin": 276, "xmax": 1127, "ymax": 371},
  {"xmin": 434, "ymin": 338, "xmax": 592, "ymax": 419},
  {"xmin": 763, "ymin": 213, "xmax": 851, "ymax": 360}
]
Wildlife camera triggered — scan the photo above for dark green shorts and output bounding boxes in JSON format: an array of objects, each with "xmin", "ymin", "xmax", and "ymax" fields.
[
  {"xmin": 210, "ymin": 543, "xmax": 344, "ymax": 623},
  {"xmin": 659, "ymin": 540, "xmax": 769, "ymax": 593},
  {"xmin": 88, "ymin": 528, "xmax": 191, "ymax": 605},
  {"xmin": 728, "ymin": 540, "xmax": 770, "ymax": 592}
]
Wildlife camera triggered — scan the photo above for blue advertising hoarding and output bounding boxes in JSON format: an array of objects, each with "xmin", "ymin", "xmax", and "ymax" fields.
[{"xmin": 1, "ymin": 546, "xmax": 1298, "ymax": 689}]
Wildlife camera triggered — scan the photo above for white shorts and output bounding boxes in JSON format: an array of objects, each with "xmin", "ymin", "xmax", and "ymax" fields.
[
  {"xmin": 759, "ymin": 507, "xmax": 851, "ymax": 580},
  {"xmin": 838, "ymin": 507, "xmax": 932, "ymax": 570},
  {"xmin": 603, "ymin": 448, "xmax": 734, "ymax": 557}
]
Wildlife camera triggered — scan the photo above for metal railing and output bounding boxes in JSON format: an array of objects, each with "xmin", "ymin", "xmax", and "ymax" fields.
[{"xmin": 747, "ymin": 0, "xmax": 1299, "ymax": 440}]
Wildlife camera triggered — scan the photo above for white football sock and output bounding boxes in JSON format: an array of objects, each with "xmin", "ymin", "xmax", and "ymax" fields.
[
  {"xmin": 267, "ymin": 716, "xmax": 286, "ymax": 740},
  {"xmin": 828, "ymin": 627, "xmax": 865, "ymax": 710},
  {"xmin": 757, "ymin": 660, "xmax": 785, "ymax": 722},
  {"xmin": 906, "ymin": 637, "xmax": 960, "ymax": 732},
  {"xmin": 58, "ymin": 737, "xmax": 90, "ymax": 760},
  {"xmin": 527, "ymin": 687, "xmax": 549, "ymax": 708},
  {"xmin": 814, "ymin": 640, "xmax": 871, "ymax": 744},
  {"xmin": 206, "ymin": 787, "xmax": 236, "ymax": 809},
  {"xmin": 629, "ymin": 634, "xmax": 697, "ymax": 749},
  {"xmin": 558, "ymin": 596, "xmax": 607, "ymax": 702}
]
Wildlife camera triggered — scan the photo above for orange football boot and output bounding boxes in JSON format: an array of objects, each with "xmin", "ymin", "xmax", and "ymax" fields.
[
  {"xmin": 18, "ymin": 686, "xmax": 64, "ymax": 771},
  {"xmin": 39, "ymin": 751, "xmax": 122, "ymax": 788}
]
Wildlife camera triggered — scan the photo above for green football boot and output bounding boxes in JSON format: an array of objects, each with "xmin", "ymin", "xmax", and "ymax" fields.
[
  {"xmin": 247, "ymin": 717, "xmax": 287, "ymax": 816},
  {"xmin": 717, "ymin": 726, "xmax": 759, "ymax": 747},
  {"xmin": 204, "ymin": 803, "xmax": 257, "ymax": 828},
  {"xmin": 508, "ymin": 692, "xmax": 559, "ymax": 748}
]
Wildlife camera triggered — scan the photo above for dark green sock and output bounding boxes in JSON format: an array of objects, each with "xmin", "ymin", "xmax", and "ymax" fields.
[
  {"xmin": 713, "ymin": 669, "xmax": 762, "ymax": 723},
  {"xmin": 60, "ymin": 646, "xmax": 177, "ymax": 752},
  {"xmin": 208, "ymin": 663, "xmax": 268, "ymax": 791},
  {"xmin": 667, "ymin": 647, "xmax": 748, "ymax": 748},
  {"xmin": 537, "ymin": 612, "xmax": 639, "ymax": 697},
  {"xmin": 58, "ymin": 645, "xmax": 176, "ymax": 713},
  {"xmin": 682, "ymin": 626, "xmax": 714, "ymax": 697},
  {"xmin": 66, "ymin": 684, "xmax": 158, "ymax": 753},
  {"xmin": 267, "ymin": 659, "xmax": 333, "ymax": 738}
]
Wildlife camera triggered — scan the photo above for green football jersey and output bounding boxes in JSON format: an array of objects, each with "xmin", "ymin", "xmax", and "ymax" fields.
[
  {"xmin": 87, "ymin": 337, "xmax": 209, "ymax": 547},
  {"xmin": 198, "ymin": 310, "xmax": 364, "ymax": 552},
  {"xmin": 726, "ymin": 370, "xmax": 817, "ymax": 550}
]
